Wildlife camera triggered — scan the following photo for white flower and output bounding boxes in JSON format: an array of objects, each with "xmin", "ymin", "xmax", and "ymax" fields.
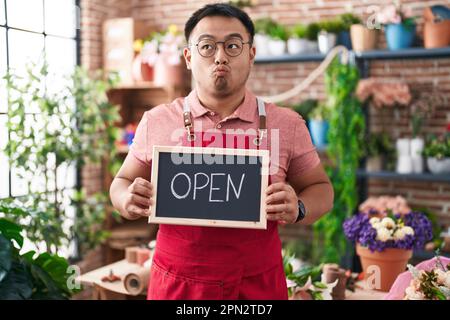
[
  {"xmin": 372, "ymin": 222, "xmax": 382, "ymax": 230},
  {"xmin": 403, "ymin": 226, "xmax": 415, "ymax": 236},
  {"xmin": 369, "ymin": 217, "xmax": 380, "ymax": 225},
  {"xmin": 376, "ymin": 227, "xmax": 392, "ymax": 242},
  {"xmin": 436, "ymin": 269, "xmax": 447, "ymax": 285},
  {"xmin": 405, "ymin": 286, "xmax": 425, "ymax": 300},
  {"xmin": 393, "ymin": 228, "xmax": 406, "ymax": 240},
  {"xmin": 445, "ymin": 272, "xmax": 450, "ymax": 288},
  {"xmin": 381, "ymin": 217, "xmax": 396, "ymax": 229}
]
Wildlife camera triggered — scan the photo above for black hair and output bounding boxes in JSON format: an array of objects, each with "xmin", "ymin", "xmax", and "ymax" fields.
[{"xmin": 184, "ymin": 3, "xmax": 255, "ymax": 44}]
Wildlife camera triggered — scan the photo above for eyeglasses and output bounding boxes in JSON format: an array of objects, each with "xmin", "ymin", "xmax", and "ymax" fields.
[{"xmin": 193, "ymin": 38, "xmax": 252, "ymax": 58}]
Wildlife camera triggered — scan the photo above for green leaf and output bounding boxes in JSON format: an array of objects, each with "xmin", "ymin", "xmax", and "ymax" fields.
[
  {"xmin": 0, "ymin": 218, "xmax": 24, "ymax": 248},
  {"xmin": 0, "ymin": 261, "xmax": 33, "ymax": 300},
  {"xmin": 0, "ymin": 235, "xmax": 12, "ymax": 283}
]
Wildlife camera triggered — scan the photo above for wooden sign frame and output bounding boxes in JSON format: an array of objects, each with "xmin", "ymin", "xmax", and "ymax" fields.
[{"xmin": 149, "ymin": 145, "xmax": 269, "ymax": 229}]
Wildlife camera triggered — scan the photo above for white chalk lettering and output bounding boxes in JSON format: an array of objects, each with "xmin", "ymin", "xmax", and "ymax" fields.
[
  {"xmin": 209, "ymin": 173, "xmax": 225, "ymax": 202},
  {"xmin": 170, "ymin": 172, "xmax": 191, "ymax": 199},
  {"xmin": 193, "ymin": 172, "xmax": 209, "ymax": 200},
  {"xmin": 227, "ymin": 173, "xmax": 245, "ymax": 201}
]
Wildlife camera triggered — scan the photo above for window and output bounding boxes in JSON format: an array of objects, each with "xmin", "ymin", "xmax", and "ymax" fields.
[{"xmin": 0, "ymin": 0, "xmax": 80, "ymax": 256}]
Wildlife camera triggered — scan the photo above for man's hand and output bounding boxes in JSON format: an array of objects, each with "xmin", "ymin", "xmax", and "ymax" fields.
[
  {"xmin": 265, "ymin": 182, "xmax": 299, "ymax": 225},
  {"xmin": 122, "ymin": 177, "xmax": 153, "ymax": 219}
]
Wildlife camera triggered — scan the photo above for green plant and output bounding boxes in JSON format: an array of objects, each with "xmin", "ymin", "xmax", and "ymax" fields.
[
  {"xmin": 289, "ymin": 24, "xmax": 307, "ymax": 39},
  {"xmin": 363, "ymin": 132, "xmax": 394, "ymax": 158},
  {"xmin": 268, "ymin": 23, "xmax": 288, "ymax": 41},
  {"xmin": 291, "ymin": 99, "xmax": 318, "ymax": 120},
  {"xmin": 3, "ymin": 61, "xmax": 121, "ymax": 258},
  {"xmin": 313, "ymin": 58, "xmax": 365, "ymax": 264},
  {"xmin": 338, "ymin": 13, "xmax": 362, "ymax": 31},
  {"xmin": 423, "ymin": 133, "xmax": 450, "ymax": 159},
  {"xmin": 254, "ymin": 17, "xmax": 278, "ymax": 35},
  {"xmin": 0, "ymin": 213, "xmax": 80, "ymax": 299},
  {"xmin": 309, "ymin": 101, "xmax": 332, "ymax": 121},
  {"xmin": 305, "ymin": 22, "xmax": 320, "ymax": 41},
  {"xmin": 283, "ymin": 250, "xmax": 326, "ymax": 299},
  {"xmin": 318, "ymin": 19, "xmax": 344, "ymax": 34}
]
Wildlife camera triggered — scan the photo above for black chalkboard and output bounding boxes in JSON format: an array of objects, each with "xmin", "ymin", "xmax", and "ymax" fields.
[{"xmin": 149, "ymin": 146, "xmax": 269, "ymax": 229}]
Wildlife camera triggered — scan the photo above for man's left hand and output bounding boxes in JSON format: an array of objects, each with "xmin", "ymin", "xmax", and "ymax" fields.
[{"xmin": 265, "ymin": 182, "xmax": 299, "ymax": 225}]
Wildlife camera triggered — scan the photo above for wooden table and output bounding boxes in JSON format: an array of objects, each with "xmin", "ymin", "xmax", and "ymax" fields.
[
  {"xmin": 345, "ymin": 281, "xmax": 387, "ymax": 300},
  {"xmin": 77, "ymin": 259, "xmax": 148, "ymax": 300}
]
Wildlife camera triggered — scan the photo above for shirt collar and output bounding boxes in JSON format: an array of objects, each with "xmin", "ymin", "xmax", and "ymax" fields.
[{"xmin": 186, "ymin": 89, "xmax": 256, "ymax": 123}]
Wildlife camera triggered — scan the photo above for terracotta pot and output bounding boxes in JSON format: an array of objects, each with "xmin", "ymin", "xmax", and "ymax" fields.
[
  {"xmin": 350, "ymin": 24, "xmax": 379, "ymax": 52},
  {"xmin": 424, "ymin": 21, "xmax": 450, "ymax": 49},
  {"xmin": 153, "ymin": 54, "xmax": 185, "ymax": 87},
  {"xmin": 131, "ymin": 53, "xmax": 154, "ymax": 82},
  {"xmin": 356, "ymin": 244, "xmax": 412, "ymax": 292},
  {"xmin": 322, "ymin": 263, "xmax": 347, "ymax": 300}
]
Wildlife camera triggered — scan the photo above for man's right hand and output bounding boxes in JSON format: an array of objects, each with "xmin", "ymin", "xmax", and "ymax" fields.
[{"xmin": 122, "ymin": 177, "xmax": 153, "ymax": 219}]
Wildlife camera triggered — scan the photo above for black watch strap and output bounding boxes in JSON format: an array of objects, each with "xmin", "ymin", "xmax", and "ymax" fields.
[{"xmin": 295, "ymin": 199, "xmax": 306, "ymax": 223}]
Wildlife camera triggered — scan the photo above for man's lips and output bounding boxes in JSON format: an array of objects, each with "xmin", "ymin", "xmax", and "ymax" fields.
[{"xmin": 213, "ymin": 67, "xmax": 229, "ymax": 76}]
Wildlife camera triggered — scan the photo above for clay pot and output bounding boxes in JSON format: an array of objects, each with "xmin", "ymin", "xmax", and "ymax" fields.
[
  {"xmin": 153, "ymin": 54, "xmax": 185, "ymax": 87},
  {"xmin": 356, "ymin": 244, "xmax": 412, "ymax": 292},
  {"xmin": 424, "ymin": 21, "xmax": 450, "ymax": 49},
  {"xmin": 350, "ymin": 24, "xmax": 379, "ymax": 52},
  {"xmin": 131, "ymin": 53, "xmax": 154, "ymax": 82},
  {"xmin": 322, "ymin": 263, "xmax": 347, "ymax": 300}
]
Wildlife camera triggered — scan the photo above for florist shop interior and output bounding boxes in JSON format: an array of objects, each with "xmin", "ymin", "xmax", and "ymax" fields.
[{"xmin": 1, "ymin": 0, "xmax": 450, "ymax": 301}]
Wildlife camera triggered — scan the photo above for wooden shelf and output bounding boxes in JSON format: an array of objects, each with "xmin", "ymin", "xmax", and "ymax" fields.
[{"xmin": 254, "ymin": 46, "xmax": 450, "ymax": 64}]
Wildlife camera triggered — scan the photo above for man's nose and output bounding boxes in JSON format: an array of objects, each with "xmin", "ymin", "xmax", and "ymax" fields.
[{"xmin": 214, "ymin": 43, "xmax": 229, "ymax": 65}]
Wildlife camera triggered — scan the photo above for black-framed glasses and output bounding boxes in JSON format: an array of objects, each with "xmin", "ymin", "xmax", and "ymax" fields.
[{"xmin": 193, "ymin": 38, "xmax": 252, "ymax": 57}]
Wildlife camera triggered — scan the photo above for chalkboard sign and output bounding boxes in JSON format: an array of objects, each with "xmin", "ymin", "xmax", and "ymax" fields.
[{"xmin": 149, "ymin": 145, "xmax": 269, "ymax": 229}]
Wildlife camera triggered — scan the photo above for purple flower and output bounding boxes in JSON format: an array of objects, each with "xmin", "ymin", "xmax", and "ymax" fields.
[{"xmin": 343, "ymin": 211, "xmax": 433, "ymax": 252}]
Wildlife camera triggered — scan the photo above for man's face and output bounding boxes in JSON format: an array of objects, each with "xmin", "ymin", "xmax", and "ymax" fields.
[{"xmin": 184, "ymin": 16, "xmax": 256, "ymax": 98}]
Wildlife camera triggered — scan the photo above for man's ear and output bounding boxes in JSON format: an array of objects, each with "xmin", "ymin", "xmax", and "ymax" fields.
[
  {"xmin": 249, "ymin": 45, "xmax": 256, "ymax": 65},
  {"xmin": 183, "ymin": 47, "xmax": 192, "ymax": 70}
]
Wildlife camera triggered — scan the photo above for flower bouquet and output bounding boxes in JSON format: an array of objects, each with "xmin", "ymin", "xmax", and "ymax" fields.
[{"xmin": 385, "ymin": 255, "xmax": 450, "ymax": 300}]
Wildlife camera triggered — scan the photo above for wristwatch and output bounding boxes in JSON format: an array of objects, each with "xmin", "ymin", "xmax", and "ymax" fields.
[{"xmin": 295, "ymin": 199, "xmax": 307, "ymax": 223}]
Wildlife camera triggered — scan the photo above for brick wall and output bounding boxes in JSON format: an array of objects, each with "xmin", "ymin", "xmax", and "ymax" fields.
[{"xmin": 81, "ymin": 0, "xmax": 450, "ymax": 249}]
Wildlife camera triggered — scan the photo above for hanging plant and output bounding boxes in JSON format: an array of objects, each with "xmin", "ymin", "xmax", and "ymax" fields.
[{"xmin": 312, "ymin": 58, "xmax": 365, "ymax": 264}]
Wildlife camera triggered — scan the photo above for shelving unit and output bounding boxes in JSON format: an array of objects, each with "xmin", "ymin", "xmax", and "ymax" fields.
[
  {"xmin": 255, "ymin": 46, "xmax": 450, "ymax": 190},
  {"xmin": 103, "ymin": 82, "xmax": 191, "ymax": 264},
  {"xmin": 255, "ymin": 45, "xmax": 450, "ymax": 265}
]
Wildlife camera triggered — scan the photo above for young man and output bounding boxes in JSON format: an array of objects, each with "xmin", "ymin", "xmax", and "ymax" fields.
[{"xmin": 110, "ymin": 3, "xmax": 333, "ymax": 300}]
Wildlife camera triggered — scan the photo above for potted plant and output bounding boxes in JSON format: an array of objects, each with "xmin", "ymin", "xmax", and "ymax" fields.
[
  {"xmin": 317, "ymin": 19, "xmax": 342, "ymax": 54},
  {"xmin": 3, "ymin": 62, "xmax": 120, "ymax": 259},
  {"xmin": 254, "ymin": 17, "xmax": 277, "ymax": 57},
  {"xmin": 343, "ymin": 204, "xmax": 433, "ymax": 291},
  {"xmin": 337, "ymin": 13, "xmax": 361, "ymax": 50},
  {"xmin": 356, "ymin": 78, "xmax": 413, "ymax": 174},
  {"xmin": 376, "ymin": 1, "xmax": 417, "ymax": 50},
  {"xmin": 283, "ymin": 251, "xmax": 337, "ymax": 300},
  {"xmin": 0, "ymin": 210, "xmax": 80, "ymax": 299},
  {"xmin": 287, "ymin": 24, "xmax": 308, "ymax": 55},
  {"xmin": 363, "ymin": 132, "xmax": 395, "ymax": 172},
  {"xmin": 305, "ymin": 22, "xmax": 320, "ymax": 52},
  {"xmin": 423, "ymin": 132, "xmax": 450, "ymax": 174},
  {"xmin": 308, "ymin": 101, "xmax": 332, "ymax": 149},
  {"xmin": 408, "ymin": 87, "xmax": 444, "ymax": 173},
  {"xmin": 423, "ymin": 5, "xmax": 450, "ymax": 49},
  {"xmin": 267, "ymin": 22, "xmax": 288, "ymax": 56},
  {"xmin": 150, "ymin": 24, "xmax": 187, "ymax": 87}
]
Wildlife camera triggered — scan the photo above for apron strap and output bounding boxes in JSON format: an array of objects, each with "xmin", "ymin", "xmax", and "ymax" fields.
[
  {"xmin": 183, "ymin": 95, "xmax": 267, "ymax": 145},
  {"xmin": 183, "ymin": 98, "xmax": 195, "ymax": 141}
]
